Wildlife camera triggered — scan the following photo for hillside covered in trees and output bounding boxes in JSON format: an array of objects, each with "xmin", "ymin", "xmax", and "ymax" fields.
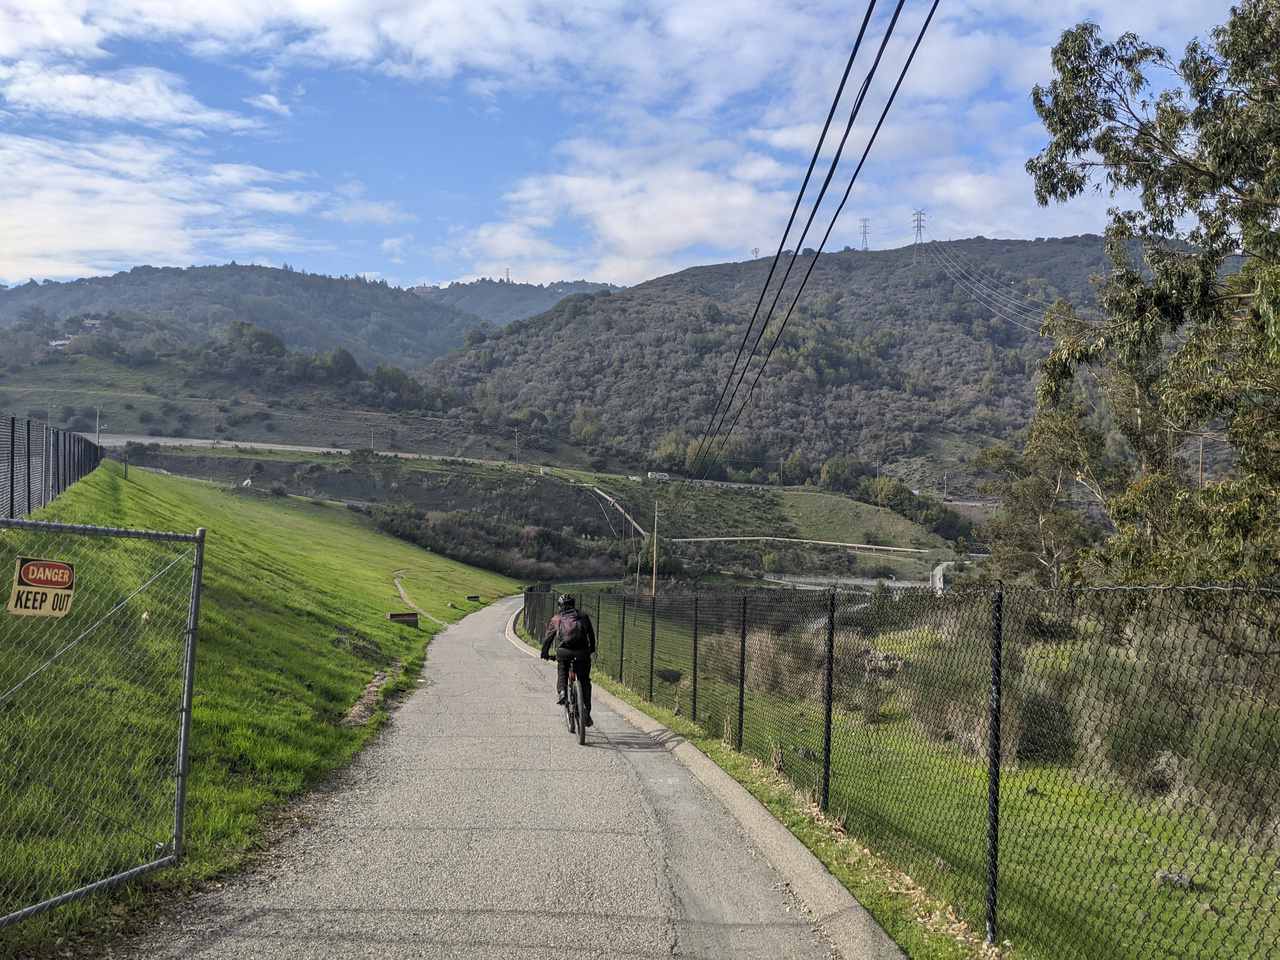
[
  {"xmin": 1, "ymin": 237, "xmax": 1120, "ymax": 491},
  {"xmin": 0, "ymin": 264, "xmax": 481, "ymax": 367},
  {"xmin": 434, "ymin": 236, "xmax": 1110, "ymax": 482},
  {"xmin": 412, "ymin": 277, "xmax": 619, "ymax": 327}
]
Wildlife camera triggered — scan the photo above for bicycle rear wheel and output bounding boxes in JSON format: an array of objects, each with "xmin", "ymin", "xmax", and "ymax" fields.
[
  {"xmin": 575, "ymin": 677, "xmax": 587, "ymax": 746},
  {"xmin": 565, "ymin": 679, "xmax": 577, "ymax": 734}
]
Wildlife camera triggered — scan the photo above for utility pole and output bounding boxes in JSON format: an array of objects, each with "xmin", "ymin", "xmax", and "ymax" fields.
[
  {"xmin": 370, "ymin": 425, "xmax": 375, "ymax": 451},
  {"xmin": 859, "ymin": 218, "xmax": 870, "ymax": 251},
  {"xmin": 943, "ymin": 471, "xmax": 948, "ymax": 501},
  {"xmin": 95, "ymin": 406, "xmax": 101, "ymax": 446},
  {"xmin": 912, "ymin": 210, "xmax": 926, "ymax": 264},
  {"xmin": 651, "ymin": 502, "xmax": 658, "ymax": 597}
]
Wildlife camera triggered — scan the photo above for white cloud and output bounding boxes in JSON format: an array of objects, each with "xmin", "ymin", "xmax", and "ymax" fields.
[
  {"xmin": 0, "ymin": 132, "xmax": 312, "ymax": 282},
  {"xmin": 235, "ymin": 187, "xmax": 318, "ymax": 214},
  {"xmin": 730, "ymin": 153, "xmax": 793, "ymax": 184},
  {"xmin": 459, "ymin": 133, "xmax": 798, "ymax": 285},
  {"xmin": 324, "ymin": 181, "xmax": 411, "ymax": 225},
  {"xmin": 0, "ymin": 0, "xmax": 1233, "ymax": 286},
  {"xmin": 244, "ymin": 92, "xmax": 289, "ymax": 116},
  {"xmin": 380, "ymin": 234, "xmax": 412, "ymax": 263},
  {"xmin": 0, "ymin": 61, "xmax": 256, "ymax": 130}
]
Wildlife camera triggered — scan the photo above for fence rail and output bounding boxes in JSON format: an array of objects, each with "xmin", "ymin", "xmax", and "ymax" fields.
[
  {"xmin": 523, "ymin": 584, "xmax": 1280, "ymax": 960},
  {"xmin": 0, "ymin": 415, "xmax": 104, "ymax": 520},
  {"xmin": 0, "ymin": 517, "xmax": 205, "ymax": 930}
]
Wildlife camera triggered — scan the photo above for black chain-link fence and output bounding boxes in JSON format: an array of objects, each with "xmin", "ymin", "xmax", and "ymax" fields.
[
  {"xmin": 524, "ymin": 584, "xmax": 1280, "ymax": 960},
  {"xmin": 1, "ymin": 415, "xmax": 104, "ymax": 520}
]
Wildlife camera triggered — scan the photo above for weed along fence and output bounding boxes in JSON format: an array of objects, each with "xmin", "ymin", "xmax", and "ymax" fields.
[
  {"xmin": 1, "ymin": 415, "xmax": 104, "ymax": 520},
  {"xmin": 523, "ymin": 585, "xmax": 1280, "ymax": 959},
  {"xmin": 0, "ymin": 517, "xmax": 206, "ymax": 930}
]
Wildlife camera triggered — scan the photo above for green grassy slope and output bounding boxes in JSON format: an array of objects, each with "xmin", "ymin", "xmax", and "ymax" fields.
[
  {"xmin": 123, "ymin": 446, "xmax": 956, "ymax": 582},
  {"xmin": 780, "ymin": 490, "xmax": 950, "ymax": 551},
  {"xmin": 0, "ymin": 463, "xmax": 515, "ymax": 954}
]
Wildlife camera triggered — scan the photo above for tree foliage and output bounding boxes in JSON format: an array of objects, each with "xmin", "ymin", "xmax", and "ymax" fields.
[
  {"xmin": 1003, "ymin": 1, "xmax": 1280, "ymax": 584},
  {"xmin": 0, "ymin": 264, "xmax": 482, "ymax": 367},
  {"xmin": 433, "ymin": 238, "xmax": 1110, "ymax": 473},
  {"xmin": 413, "ymin": 277, "xmax": 619, "ymax": 326}
]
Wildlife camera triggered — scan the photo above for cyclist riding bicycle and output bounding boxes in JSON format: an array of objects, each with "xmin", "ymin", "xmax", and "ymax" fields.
[{"xmin": 540, "ymin": 593, "xmax": 596, "ymax": 727}]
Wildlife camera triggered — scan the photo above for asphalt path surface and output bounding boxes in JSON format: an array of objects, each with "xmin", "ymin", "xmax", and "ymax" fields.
[{"xmin": 120, "ymin": 597, "xmax": 836, "ymax": 959}]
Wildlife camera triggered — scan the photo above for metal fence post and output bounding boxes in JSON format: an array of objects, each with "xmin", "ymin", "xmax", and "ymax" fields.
[
  {"xmin": 822, "ymin": 591, "xmax": 835, "ymax": 811},
  {"xmin": 173, "ymin": 528, "xmax": 207, "ymax": 861},
  {"xmin": 737, "ymin": 595, "xmax": 747, "ymax": 750},
  {"xmin": 986, "ymin": 582, "xmax": 1004, "ymax": 946},
  {"xmin": 24, "ymin": 420, "xmax": 32, "ymax": 516},
  {"xmin": 618, "ymin": 596, "xmax": 626, "ymax": 684},
  {"xmin": 691, "ymin": 595, "xmax": 699, "ymax": 723},
  {"xmin": 7, "ymin": 417, "xmax": 14, "ymax": 519},
  {"xmin": 648, "ymin": 594, "xmax": 656, "ymax": 701}
]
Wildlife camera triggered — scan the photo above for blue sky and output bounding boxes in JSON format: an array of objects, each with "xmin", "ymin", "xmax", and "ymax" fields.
[{"xmin": 0, "ymin": 0, "xmax": 1228, "ymax": 288}]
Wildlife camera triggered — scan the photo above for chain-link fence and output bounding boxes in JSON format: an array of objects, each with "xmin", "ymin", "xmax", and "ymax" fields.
[
  {"xmin": 524, "ymin": 584, "xmax": 1280, "ymax": 960},
  {"xmin": 0, "ymin": 517, "xmax": 205, "ymax": 929},
  {"xmin": 1, "ymin": 415, "xmax": 104, "ymax": 520}
]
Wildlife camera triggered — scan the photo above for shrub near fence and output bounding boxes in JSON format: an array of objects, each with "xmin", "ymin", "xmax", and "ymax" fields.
[{"xmin": 523, "ymin": 585, "xmax": 1280, "ymax": 960}]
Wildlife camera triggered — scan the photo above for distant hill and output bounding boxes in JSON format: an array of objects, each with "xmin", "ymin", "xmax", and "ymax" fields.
[
  {"xmin": 0, "ymin": 264, "xmax": 481, "ymax": 367},
  {"xmin": 432, "ymin": 236, "xmax": 1112, "ymax": 490},
  {"xmin": 412, "ymin": 277, "xmax": 620, "ymax": 326}
]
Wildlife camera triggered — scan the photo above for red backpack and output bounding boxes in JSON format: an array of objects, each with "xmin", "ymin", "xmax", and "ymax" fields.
[{"xmin": 556, "ymin": 610, "xmax": 589, "ymax": 651}]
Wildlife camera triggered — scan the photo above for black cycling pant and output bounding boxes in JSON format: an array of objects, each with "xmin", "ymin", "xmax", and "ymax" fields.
[{"xmin": 557, "ymin": 652, "xmax": 592, "ymax": 714}]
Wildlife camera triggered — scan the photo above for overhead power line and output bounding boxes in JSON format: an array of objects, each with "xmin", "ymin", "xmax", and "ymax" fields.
[
  {"xmin": 926, "ymin": 246, "xmax": 1045, "ymax": 334},
  {"xmin": 926, "ymin": 236, "xmax": 1051, "ymax": 322},
  {"xmin": 691, "ymin": 0, "xmax": 909, "ymax": 479},
  {"xmin": 699, "ymin": 0, "xmax": 943, "ymax": 476},
  {"xmin": 926, "ymin": 256, "xmax": 1042, "ymax": 333},
  {"xmin": 686, "ymin": 0, "xmax": 881, "ymax": 476},
  {"xmin": 931, "ymin": 235, "xmax": 1058, "ymax": 310}
]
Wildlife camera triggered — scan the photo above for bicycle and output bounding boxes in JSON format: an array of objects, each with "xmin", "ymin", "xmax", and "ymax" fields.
[{"xmin": 563, "ymin": 662, "xmax": 588, "ymax": 746}]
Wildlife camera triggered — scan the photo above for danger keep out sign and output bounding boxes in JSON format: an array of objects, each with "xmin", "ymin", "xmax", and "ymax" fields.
[{"xmin": 7, "ymin": 557, "xmax": 76, "ymax": 618}]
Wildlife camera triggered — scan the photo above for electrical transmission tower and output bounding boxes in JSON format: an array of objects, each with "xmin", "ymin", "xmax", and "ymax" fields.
[
  {"xmin": 912, "ymin": 210, "xmax": 926, "ymax": 264},
  {"xmin": 859, "ymin": 218, "xmax": 870, "ymax": 251}
]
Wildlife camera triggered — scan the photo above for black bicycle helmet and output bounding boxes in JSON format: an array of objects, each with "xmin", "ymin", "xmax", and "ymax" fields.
[{"xmin": 557, "ymin": 593, "xmax": 576, "ymax": 611}]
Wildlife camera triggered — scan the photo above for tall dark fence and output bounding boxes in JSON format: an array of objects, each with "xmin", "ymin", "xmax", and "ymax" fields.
[
  {"xmin": 0, "ymin": 415, "xmax": 104, "ymax": 520},
  {"xmin": 523, "ymin": 585, "xmax": 1280, "ymax": 960}
]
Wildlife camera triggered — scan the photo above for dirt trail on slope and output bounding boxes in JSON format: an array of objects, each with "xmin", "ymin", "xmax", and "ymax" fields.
[{"xmin": 391, "ymin": 570, "xmax": 447, "ymax": 626}]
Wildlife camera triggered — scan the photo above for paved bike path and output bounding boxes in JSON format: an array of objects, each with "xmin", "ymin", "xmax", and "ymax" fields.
[{"xmin": 124, "ymin": 596, "xmax": 837, "ymax": 959}]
